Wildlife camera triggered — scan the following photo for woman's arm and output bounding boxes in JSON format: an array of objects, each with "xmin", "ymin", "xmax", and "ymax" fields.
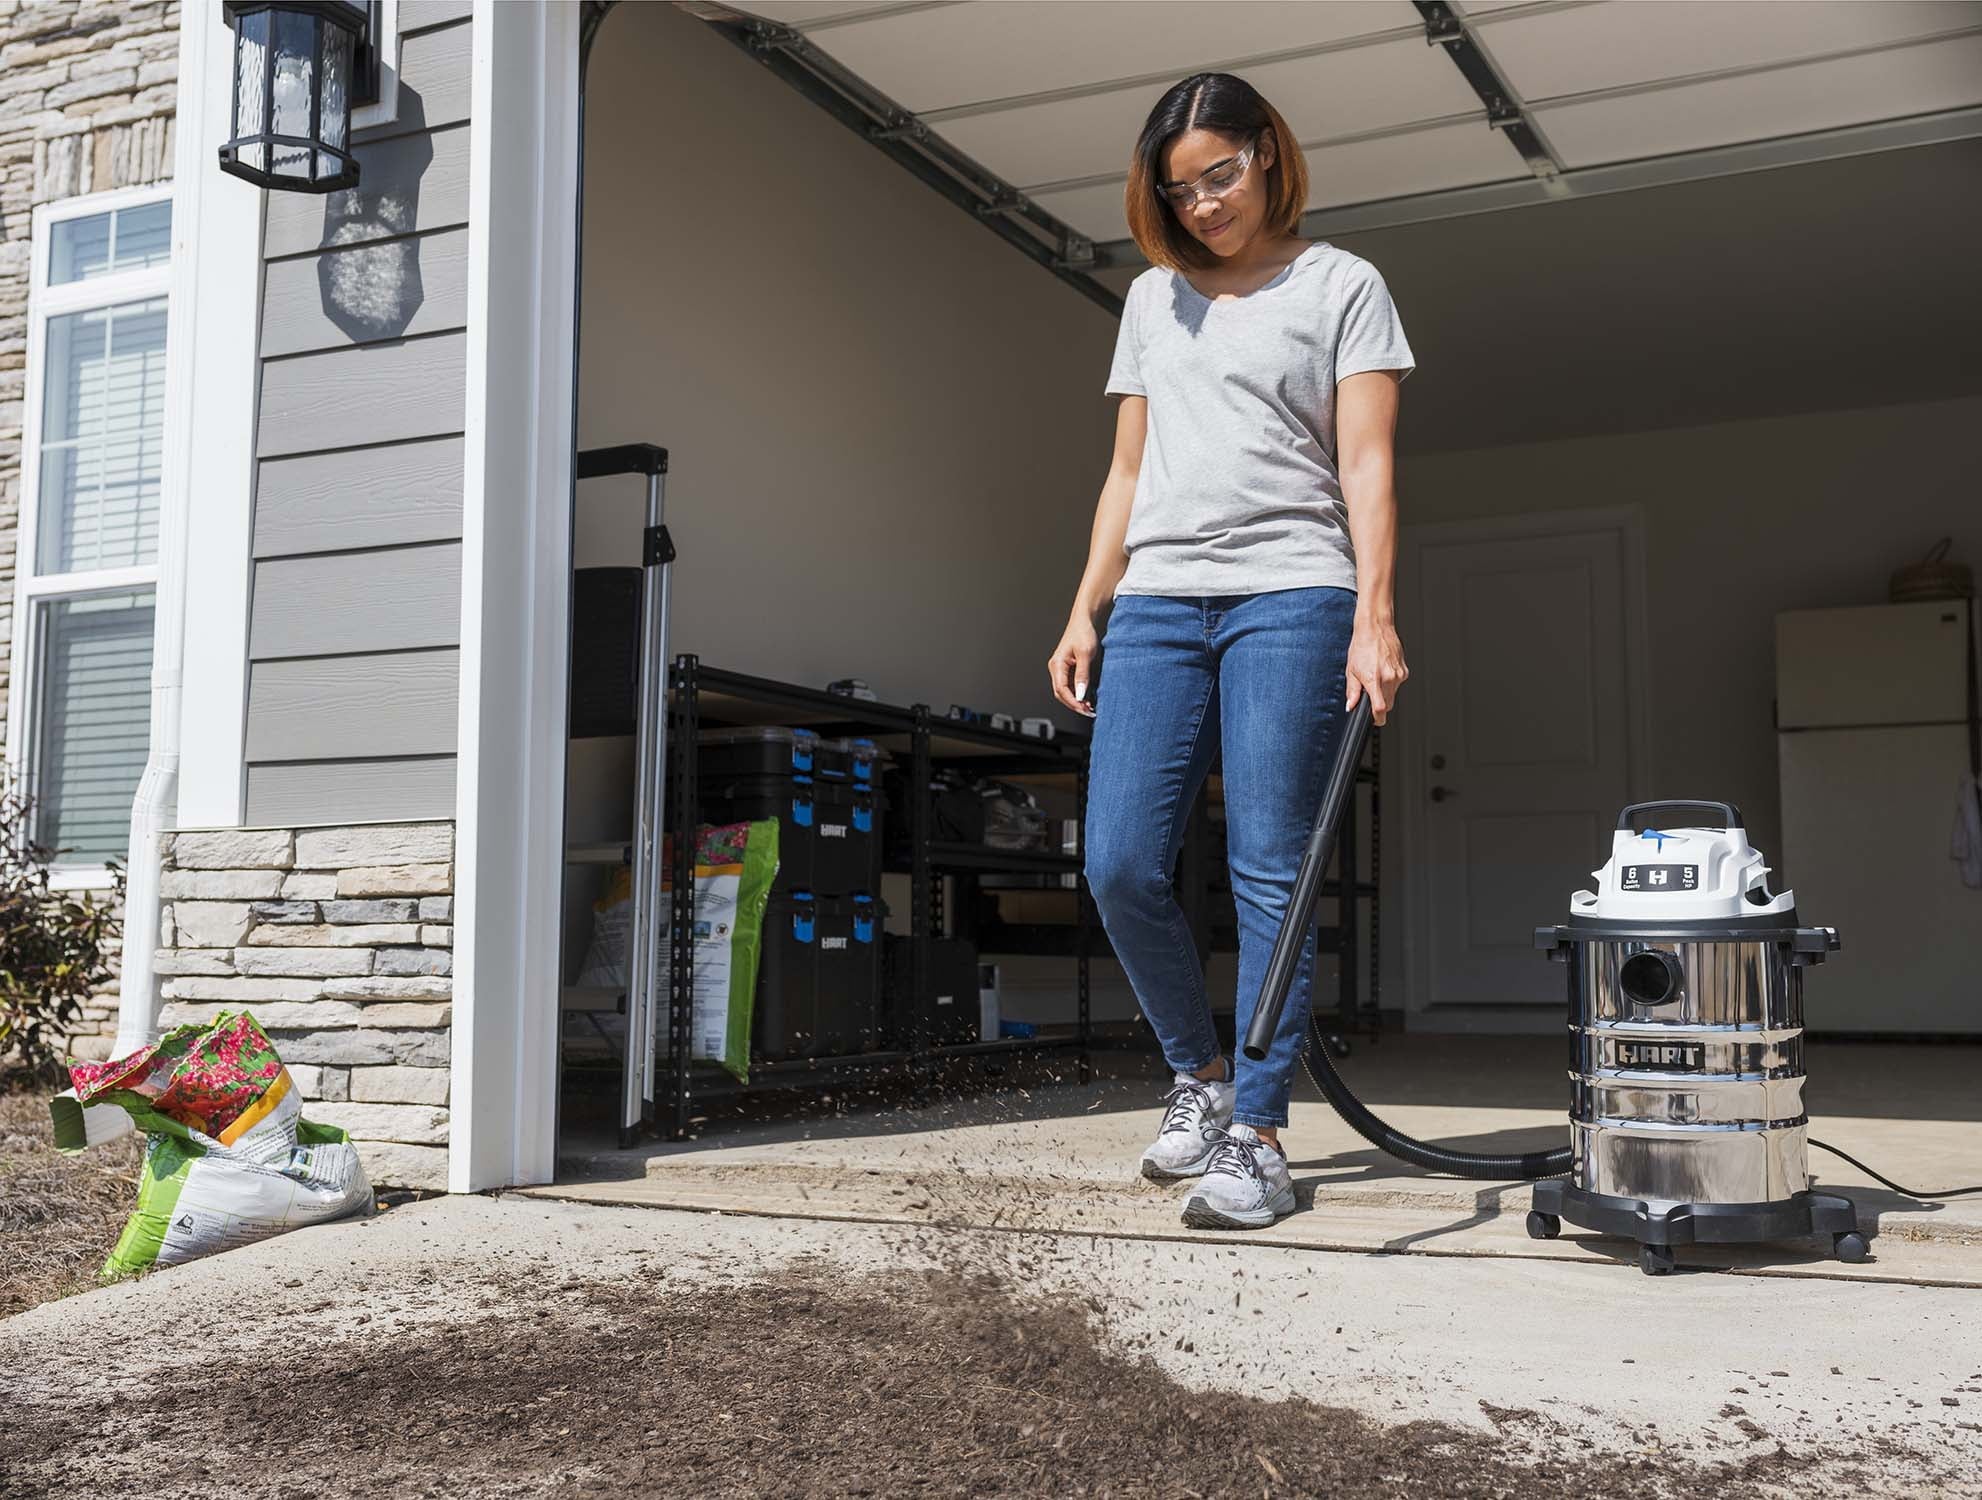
[
  {"xmin": 1337, "ymin": 370, "xmax": 1409, "ymax": 725},
  {"xmin": 1048, "ymin": 395, "xmax": 1147, "ymax": 716}
]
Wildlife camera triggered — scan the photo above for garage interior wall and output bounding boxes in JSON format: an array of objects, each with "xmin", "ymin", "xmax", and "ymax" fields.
[
  {"xmin": 576, "ymin": 3, "xmax": 1115, "ymax": 718},
  {"xmin": 572, "ymin": 2, "xmax": 1141, "ymax": 1019},
  {"xmin": 1380, "ymin": 393, "xmax": 1982, "ymax": 1020}
]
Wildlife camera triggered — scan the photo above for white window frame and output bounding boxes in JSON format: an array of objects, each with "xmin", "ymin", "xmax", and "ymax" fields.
[
  {"xmin": 7, "ymin": 183, "xmax": 176, "ymax": 890},
  {"xmin": 352, "ymin": 0, "xmax": 402, "ymax": 134}
]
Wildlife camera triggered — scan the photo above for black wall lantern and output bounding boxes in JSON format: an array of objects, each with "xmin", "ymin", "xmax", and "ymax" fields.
[{"xmin": 218, "ymin": 2, "xmax": 380, "ymax": 193}]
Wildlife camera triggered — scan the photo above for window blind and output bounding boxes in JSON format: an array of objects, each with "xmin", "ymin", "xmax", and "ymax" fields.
[
  {"xmin": 37, "ymin": 298, "xmax": 167, "ymax": 576},
  {"xmin": 33, "ymin": 592, "xmax": 155, "ymax": 865}
]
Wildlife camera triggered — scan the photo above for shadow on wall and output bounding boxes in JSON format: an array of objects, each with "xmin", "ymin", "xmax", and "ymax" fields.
[{"xmin": 315, "ymin": 84, "xmax": 432, "ymax": 342}]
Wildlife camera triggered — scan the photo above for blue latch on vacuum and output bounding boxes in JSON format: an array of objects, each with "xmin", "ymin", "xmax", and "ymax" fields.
[
  {"xmin": 852, "ymin": 894, "xmax": 875, "ymax": 943},
  {"xmin": 790, "ymin": 775, "xmax": 815, "ymax": 827},
  {"xmin": 852, "ymin": 795, "xmax": 873, "ymax": 834},
  {"xmin": 791, "ymin": 893, "xmax": 815, "ymax": 944}
]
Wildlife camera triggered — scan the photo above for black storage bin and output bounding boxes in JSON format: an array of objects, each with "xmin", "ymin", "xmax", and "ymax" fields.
[
  {"xmin": 882, "ymin": 767, "xmax": 986, "ymax": 865},
  {"xmin": 755, "ymin": 891, "xmax": 819, "ymax": 1061},
  {"xmin": 569, "ymin": 568, "xmax": 640, "ymax": 738},
  {"xmin": 809, "ymin": 734, "xmax": 884, "ymax": 787},
  {"xmin": 699, "ymin": 726, "xmax": 822, "ymax": 780},
  {"xmin": 702, "ymin": 773, "xmax": 816, "ymax": 893},
  {"xmin": 814, "ymin": 893, "xmax": 884, "ymax": 1055},
  {"xmin": 813, "ymin": 782, "xmax": 883, "ymax": 895},
  {"xmin": 884, "ymin": 935, "xmax": 979, "ymax": 1047}
]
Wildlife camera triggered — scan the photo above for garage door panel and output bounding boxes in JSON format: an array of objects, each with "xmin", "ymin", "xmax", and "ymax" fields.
[
  {"xmin": 1534, "ymin": 33, "xmax": 1982, "ymax": 169},
  {"xmin": 1302, "ymin": 121, "xmax": 1527, "ymax": 209},
  {"xmin": 1030, "ymin": 121, "xmax": 1526, "ymax": 242},
  {"xmin": 739, "ymin": 1, "xmax": 909, "ymax": 24},
  {"xmin": 1027, "ymin": 179, "xmax": 1133, "ymax": 246},
  {"xmin": 943, "ymin": 37, "xmax": 1483, "ymax": 193},
  {"xmin": 802, "ymin": 0, "xmax": 1420, "ymax": 116},
  {"xmin": 1477, "ymin": 0, "xmax": 1982, "ymax": 104}
]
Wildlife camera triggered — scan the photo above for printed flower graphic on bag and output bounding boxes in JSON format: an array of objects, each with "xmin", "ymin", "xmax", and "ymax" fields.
[{"xmin": 72, "ymin": 1011, "xmax": 284, "ymax": 1138}]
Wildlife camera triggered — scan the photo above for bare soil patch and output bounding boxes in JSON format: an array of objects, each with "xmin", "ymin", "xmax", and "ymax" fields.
[
  {"xmin": 0, "ymin": 1089, "xmax": 142, "ymax": 1318},
  {"xmin": 6, "ymin": 1262, "xmax": 1814, "ymax": 1500}
]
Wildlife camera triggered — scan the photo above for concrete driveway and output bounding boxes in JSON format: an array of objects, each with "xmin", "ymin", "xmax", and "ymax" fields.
[{"xmin": 542, "ymin": 1036, "xmax": 1982, "ymax": 1287}]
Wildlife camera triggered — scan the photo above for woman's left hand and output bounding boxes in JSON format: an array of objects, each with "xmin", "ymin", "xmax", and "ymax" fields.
[{"xmin": 1345, "ymin": 618, "xmax": 1408, "ymax": 725}]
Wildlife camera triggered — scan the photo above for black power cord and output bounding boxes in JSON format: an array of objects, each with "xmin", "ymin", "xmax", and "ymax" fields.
[{"xmin": 1808, "ymin": 1138, "xmax": 1982, "ymax": 1200}]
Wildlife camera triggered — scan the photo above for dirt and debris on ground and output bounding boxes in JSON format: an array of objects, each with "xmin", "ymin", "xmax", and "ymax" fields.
[
  {"xmin": 4, "ymin": 1260, "xmax": 1817, "ymax": 1500},
  {"xmin": 0, "ymin": 1088, "xmax": 142, "ymax": 1318},
  {"xmin": 5, "ymin": 1193, "xmax": 1977, "ymax": 1500}
]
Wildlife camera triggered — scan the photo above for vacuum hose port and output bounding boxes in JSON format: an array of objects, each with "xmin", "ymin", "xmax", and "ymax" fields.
[{"xmin": 1618, "ymin": 948, "xmax": 1684, "ymax": 1006}]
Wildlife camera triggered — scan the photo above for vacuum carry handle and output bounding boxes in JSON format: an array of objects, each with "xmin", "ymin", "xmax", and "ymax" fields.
[
  {"xmin": 1614, "ymin": 799, "xmax": 1744, "ymax": 833},
  {"xmin": 1241, "ymin": 696, "xmax": 1375, "ymax": 1063}
]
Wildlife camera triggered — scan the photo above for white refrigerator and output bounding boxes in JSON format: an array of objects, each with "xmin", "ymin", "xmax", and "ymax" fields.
[{"xmin": 1776, "ymin": 598, "xmax": 1980, "ymax": 1034}]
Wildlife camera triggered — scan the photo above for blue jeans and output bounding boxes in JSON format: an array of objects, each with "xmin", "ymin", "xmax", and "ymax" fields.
[{"xmin": 1084, "ymin": 587, "xmax": 1355, "ymax": 1130}]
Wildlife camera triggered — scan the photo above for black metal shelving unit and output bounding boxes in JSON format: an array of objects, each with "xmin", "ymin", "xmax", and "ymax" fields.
[{"xmin": 653, "ymin": 656, "xmax": 1093, "ymax": 1139}]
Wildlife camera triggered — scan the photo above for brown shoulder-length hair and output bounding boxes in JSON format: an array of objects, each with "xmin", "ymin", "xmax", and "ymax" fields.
[{"xmin": 1124, "ymin": 73, "xmax": 1307, "ymax": 272}]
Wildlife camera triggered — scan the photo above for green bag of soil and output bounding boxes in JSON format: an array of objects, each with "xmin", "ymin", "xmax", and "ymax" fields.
[
  {"xmin": 663, "ymin": 819, "xmax": 778, "ymax": 1083},
  {"xmin": 576, "ymin": 819, "xmax": 777, "ymax": 1082},
  {"xmin": 61, "ymin": 1010, "xmax": 374, "ymax": 1278}
]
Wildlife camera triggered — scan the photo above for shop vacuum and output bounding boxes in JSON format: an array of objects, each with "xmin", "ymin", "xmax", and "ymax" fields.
[{"xmin": 1243, "ymin": 698, "xmax": 1978, "ymax": 1276}]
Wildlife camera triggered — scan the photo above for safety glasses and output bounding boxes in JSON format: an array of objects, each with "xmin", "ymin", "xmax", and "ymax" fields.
[{"xmin": 1159, "ymin": 136, "xmax": 1260, "ymax": 210}]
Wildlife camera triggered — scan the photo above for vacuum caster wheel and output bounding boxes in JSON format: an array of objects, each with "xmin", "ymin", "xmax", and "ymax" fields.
[
  {"xmin": 1833, "ymin": 1231, "xmax": 1870, "ymax": 1264},
  {"xmin": 1525, "ymin": 1211, "xmax": 1561, "ymax": 1241},
  {"xmin": 1639, "ymin": 1243, "xmax": 1677, "ymax": 1276}
]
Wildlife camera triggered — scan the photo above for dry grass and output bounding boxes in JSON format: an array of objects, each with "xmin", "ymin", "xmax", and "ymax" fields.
[{"xmin": 0, "ymin": 1087, "xmax": 143, "ymax": 1318}]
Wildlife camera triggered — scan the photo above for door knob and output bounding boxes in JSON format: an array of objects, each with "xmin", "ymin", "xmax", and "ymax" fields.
[
  {"xmin": 1429, "ymin": 754, "xmax": 1446, "ymax": 770},
  {"xmin": 1430, "ymin": 785, "xmax": 1456, "ymax": 803}
]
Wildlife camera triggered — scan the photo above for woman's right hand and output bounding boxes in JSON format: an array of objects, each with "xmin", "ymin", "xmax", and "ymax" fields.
[{"xmin": 1048, "ymin": 613, "xmax": 1099, "ymax": 717}]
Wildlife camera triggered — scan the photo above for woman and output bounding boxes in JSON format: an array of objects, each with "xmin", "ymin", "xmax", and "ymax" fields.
[{"xmin": 1049, "ymin": 73, "xmax": 1413, "ymax": 1230}]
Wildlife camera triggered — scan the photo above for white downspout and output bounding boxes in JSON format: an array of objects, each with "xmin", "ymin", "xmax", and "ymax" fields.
[
  {"xmin": 53, "ymin": 9, "xmax": 257, "ymax": 1154},
  {"xmin": 109, "ymin": 3, "xmax": 214, "ymax": 1066}
]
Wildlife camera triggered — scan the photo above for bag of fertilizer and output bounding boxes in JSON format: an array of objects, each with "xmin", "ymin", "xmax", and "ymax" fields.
[
  {"xmin": 62, "ymin": 1010, "xmax": 374, "ymax": 1278},
  {"xmin": 576, "ymin": 861, "xmax": 637, "ymax": 990},
  {"xmin": 575, "ymin": 819, "xmax": 777, "ymax": 1082}
]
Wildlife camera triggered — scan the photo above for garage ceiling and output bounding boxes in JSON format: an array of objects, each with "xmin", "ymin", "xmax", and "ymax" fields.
[{"xmin": 694, "ymin": 0, "xmax": 1982, "ymax": 307}]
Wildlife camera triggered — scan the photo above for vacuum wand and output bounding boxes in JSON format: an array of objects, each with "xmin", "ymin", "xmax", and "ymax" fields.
[{"xmin": 1242, "ymin": 696, "xmax": 1375, "ymax": 1062}]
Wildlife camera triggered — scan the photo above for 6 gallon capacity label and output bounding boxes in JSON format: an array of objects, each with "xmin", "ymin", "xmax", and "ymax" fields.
[{"xmin": 1619, "ymin": 863, "xmax": 1699, "ymax": 892}]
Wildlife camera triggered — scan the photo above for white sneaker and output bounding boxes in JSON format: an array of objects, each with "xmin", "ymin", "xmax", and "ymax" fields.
[
  {"xmin": 1180, "ymin": 1124, "xmax": 1296, "ymax": 1229},
  {"xmin": 1138, "ymin": 1070, "xmax": 1236, "ymax": 1181}
]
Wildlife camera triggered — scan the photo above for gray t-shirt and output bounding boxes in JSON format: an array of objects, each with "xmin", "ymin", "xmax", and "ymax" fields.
[{"xmin": 1104, "ymin": 242, "xmax": 1414, "ymax": 597}]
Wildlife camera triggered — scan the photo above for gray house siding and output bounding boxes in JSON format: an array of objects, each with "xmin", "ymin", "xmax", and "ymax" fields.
[{"xmin": 245, "ymin": 6, "xmax": 472, "ymax": 826}]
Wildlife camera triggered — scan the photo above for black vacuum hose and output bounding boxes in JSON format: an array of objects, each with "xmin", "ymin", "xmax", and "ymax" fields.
[
  {"xmin": 1242, "ymin": 696, "xmax": 1572, "ymax": 1181},
  {"xmin": 1300, "ymin": 1011, "xmax": 1571, "ymax": 1179}
]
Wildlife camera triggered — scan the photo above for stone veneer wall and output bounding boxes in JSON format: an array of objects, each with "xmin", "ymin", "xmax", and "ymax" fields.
[{"xmin": 154, "ymin": 821, "xmax": 454, "ymax": 1190}]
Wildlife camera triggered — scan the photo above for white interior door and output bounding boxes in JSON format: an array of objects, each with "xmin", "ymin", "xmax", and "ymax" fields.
[{"xmin": 1408, "ymin": 519, "xmax": 1639, "ymax": 1018}]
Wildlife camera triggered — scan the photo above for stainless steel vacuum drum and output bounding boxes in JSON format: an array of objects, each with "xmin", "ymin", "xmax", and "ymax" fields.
[
  {"xmin": 1531, "ymin": 801, "xmax": 1863, "ymax": 1275},
  {"xmin": 1572, "ymin": 937, "xmax": 1807, "ymax": 1204}
]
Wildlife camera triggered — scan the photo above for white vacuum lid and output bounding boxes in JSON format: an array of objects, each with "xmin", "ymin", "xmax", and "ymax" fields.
[{"xmin": 1570, "ymin": 801, "xmax": 1795, "ymax": 922}]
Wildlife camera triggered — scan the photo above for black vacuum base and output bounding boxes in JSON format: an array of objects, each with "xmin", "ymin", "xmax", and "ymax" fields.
[{"xmin": 1527, "ymin": 1181, "xmax": 1866, "ymax": 1276}]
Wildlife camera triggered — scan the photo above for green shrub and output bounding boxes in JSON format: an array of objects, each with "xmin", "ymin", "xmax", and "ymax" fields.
[{"xmin": 0, "ymin": 782, "xmax": 125, "ymax": 1087}]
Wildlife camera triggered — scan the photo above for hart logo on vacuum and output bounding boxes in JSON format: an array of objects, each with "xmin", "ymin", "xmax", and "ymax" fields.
[
  {"xmin": 1615, "ymin": 1040, "xmax": 1706, "ymax": 1070},
  {"xmin": 1619, "ymin": 862, "xmax": 1698, "ymax": 892},
  {"xmin": 821, "ymin": 936, "xmax": 848, "ymax": 950}
]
